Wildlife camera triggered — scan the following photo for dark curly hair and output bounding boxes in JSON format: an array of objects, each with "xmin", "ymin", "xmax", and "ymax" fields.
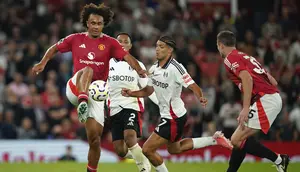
[{"xmin": 80, "ymin": 3, "xmax": 114, "ymax": 28}]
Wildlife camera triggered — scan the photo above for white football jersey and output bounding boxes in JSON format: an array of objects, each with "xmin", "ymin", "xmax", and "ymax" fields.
[
  {"xmin": 108, "ymin": 58, "xmax": 148, "ymax": 116},
  {"xmin": 148, "ymin": 58, "xmax": 195, "ymax": 119}
]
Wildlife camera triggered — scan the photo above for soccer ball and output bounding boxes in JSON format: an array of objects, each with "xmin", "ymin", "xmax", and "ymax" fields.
[{"xmin": 88, "ymin": 80, "xmax": 109, "ymax": 101}]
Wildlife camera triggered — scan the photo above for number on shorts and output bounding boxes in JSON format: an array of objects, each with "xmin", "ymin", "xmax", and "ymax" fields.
[
  {"xmin": 243, "ymin": 55, "xmax": 266, "ymax": 74},
  {"xmin": 129, "ymin": 113, "xmax": 136, "ymax": 122},
  {"xmin": 158, "ymin": 119, "xmax": 167, "ymax": 127},
  {"xmin": 156, "ymin": 119, "xmax": 167, "ymax": 132},
  {"xmin": 248, "ymin": 109, "xmax": 256, "ymax": 119}
]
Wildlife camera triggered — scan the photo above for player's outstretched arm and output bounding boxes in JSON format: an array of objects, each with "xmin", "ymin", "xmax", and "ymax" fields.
[
  {"xmin": 123, "ymin": 54, "xmax": 147, "ymax": 77},
  {"xmin": 266, "ymin": 72, "xmax": 278, "ymax": 86},
  {"xmin": 187, "ymin": 83, "xmax": 208, "ymax": 107},
  {"xmin": 32, "ymin": 44, "xmax": 58, "ymax": 75},
  {"xmin": 121, "ymin": 86, "xmax": 154, "ymax": 98}
]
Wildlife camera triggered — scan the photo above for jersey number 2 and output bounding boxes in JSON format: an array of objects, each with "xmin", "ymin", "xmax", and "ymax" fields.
[{"xmin": 243, "ymin": 55, "xmax": 265, "ymax": 74}]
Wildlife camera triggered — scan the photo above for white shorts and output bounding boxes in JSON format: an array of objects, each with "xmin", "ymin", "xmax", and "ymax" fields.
[
  {"xmin": 246, "ymin": 93, "xmax": 282, "ymax": 134},
  {"xmin": 66, "ymin": 72, "xmax": 105, "ymax": 126}
]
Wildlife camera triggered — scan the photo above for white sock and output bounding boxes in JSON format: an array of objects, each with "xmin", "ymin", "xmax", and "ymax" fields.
[
  {"xmin": 192, "ymin": 137, "xmax": 217, "ymax": 149},
  {"xmin": 124, "ymin": 150, "xmax": 133, "ymax": 159},
  {"xmin": 129, "ymin": 144, "xmax": 150, "ymax": 171},
  {"xmin": 275, "ymin": 155, "xmax": 282, "ymax": 165},
  {"xmin": 155, "ymin": 162, "xmax": 168, "ymax": 172}
]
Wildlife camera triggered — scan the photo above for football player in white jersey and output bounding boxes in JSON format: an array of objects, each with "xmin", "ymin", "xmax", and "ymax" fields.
[
  {"xmin": 122, "ymin": 36, "xmax": 233, "ymax": 172},
  {"xmin": 108, "ymin": 33, "xmax": 158, "ymax": 172}
]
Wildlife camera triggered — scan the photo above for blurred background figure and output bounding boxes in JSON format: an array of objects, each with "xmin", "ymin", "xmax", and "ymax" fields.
[{"xmin": 58, "ymin": 145, "xmax": 77, "ymax": 161}]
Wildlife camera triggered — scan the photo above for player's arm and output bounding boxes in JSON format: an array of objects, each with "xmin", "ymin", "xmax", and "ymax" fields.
[
  {"xmin": 266, "ymin": 72, "xmax": 278, "ymax": 86},
  {"xmin": 122, "ymin": 86, "xmax": 154, "ymax": 98},
  {"xmin": 187, "ymin": 83, "xmax": 207, "ymax": 107},
  {"xmin": 238, "ymin": 70, "xmax": 253, "ymax": 109},
  {"xmin": 32, "ymin": 34, "xmax": 73, "ymax": 74},
  {"xmin": 124, "ymin": 54, "xmax": 147, "ymax": 77},
  {"xmin": 138, "ymin": 79, "xmax": 159, "ymax": 105},
  {"xmin": 137, "ymin": 62, "xmax": 159, "ymax": 105},
  {"xmin": 32, "ymin": 44, "xmax": 58, "ymax": 74}
]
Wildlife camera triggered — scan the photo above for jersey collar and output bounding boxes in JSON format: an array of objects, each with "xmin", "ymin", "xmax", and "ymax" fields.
[{"xmin": 157, "ymin": 56, "xmax": 173, "ymax": 69}]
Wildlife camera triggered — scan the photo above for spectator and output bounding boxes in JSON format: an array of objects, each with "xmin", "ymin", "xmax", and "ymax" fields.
[{"xmin": 58, "ymin": 145, "xmax": 77, "ymax": 161}]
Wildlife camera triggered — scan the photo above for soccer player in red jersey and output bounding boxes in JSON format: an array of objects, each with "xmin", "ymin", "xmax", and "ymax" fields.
[
  {"xmin": 217, "ymin": 31, "xmax": 289, "ymax": 172},
  {"xmin": 32, "ymin": 3, "xmax": 146, "ymax": 172}
]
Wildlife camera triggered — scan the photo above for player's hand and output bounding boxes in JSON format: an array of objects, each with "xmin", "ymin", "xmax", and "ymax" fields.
[
  {"xmin": 199, "ymin": 97, "xmax": 208, "ymax": 107},
  {"xmin": 121, "ymin": 88, "xmax": 132, "ymax": 97},
  {"xmin": 32, "ymin": 62, "xmax": 46, "ymax": 75},
  {"xmin": 137, "ymin": 69, "xmax": 148, "ymax": 78},
  {"xmin": 237, "ymin": 108, "xmax": 249, "ymax": 129}
]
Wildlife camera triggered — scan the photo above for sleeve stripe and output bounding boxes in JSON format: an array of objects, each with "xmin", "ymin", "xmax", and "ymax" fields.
[{"xmin": 170, "ymin": 60, "xmax": 185, "ymax": 75}]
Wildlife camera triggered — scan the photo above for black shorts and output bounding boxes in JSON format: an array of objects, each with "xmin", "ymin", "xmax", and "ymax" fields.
[
  {"xmin": 154, "ymin": 115, "xmax": 187, "ymax": 142},
  {"xmin": 110, "ymin": 108, "xmax": 142, "ymax": 141}
]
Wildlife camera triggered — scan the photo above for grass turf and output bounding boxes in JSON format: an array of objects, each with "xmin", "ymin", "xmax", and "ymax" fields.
[{"xmin": 0, "ymin": 162, "xmax": 299, "ymax": 172}]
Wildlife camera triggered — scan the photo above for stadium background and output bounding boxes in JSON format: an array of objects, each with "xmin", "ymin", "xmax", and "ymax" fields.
[{"xmin": 0, "ymin": 0, "xmax": 300, "ymax": 171}]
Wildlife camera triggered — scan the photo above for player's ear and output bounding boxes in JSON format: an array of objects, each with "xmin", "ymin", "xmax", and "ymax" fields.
[{"xmin": 129, "ymin": 43, "xmax": 132, "ymax": 50}]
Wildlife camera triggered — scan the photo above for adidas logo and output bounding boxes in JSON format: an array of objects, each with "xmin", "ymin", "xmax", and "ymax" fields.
[
  {"xmin": 140, "ymin": 168, "xmax": 146, "ymax": 172},
  {"xmin": 79, "ymin": 44, "xmax": 86, "ymax": 48},
  {"xmin": 110, "ymin": 67, "xmax": 114, "ymax": 71},
  {"xmin": 127, "ymin": 122, "xmax": 134, "ymax": 126}
]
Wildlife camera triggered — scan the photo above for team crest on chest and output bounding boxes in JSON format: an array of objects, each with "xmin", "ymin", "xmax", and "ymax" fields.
[{"xmin": 98, "ymin": 44, "xmax": 105, "ymax": 50}]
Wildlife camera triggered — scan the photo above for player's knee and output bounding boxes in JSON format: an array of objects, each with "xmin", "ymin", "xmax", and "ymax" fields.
[
  {"xmin": 88, "ymin": 135, "xmax": 100, "ymax": 149},
  {"xmin": 114, "ymin": 147, "xmax": 127, "ymax": 158},
  {"xmin": 230, "ymin": 135, "xmax": 240, "ymax": 148},
  {"xmin": 167, "ymin": 148, "xmax": 181, "ymax": 155},
  {"xmin": 83, "ymin": 66, "xmax": 93, "ymax": 75},
  {"xmin": 124, "ymin": 133, "xmax": 136, "ymax": 148}
]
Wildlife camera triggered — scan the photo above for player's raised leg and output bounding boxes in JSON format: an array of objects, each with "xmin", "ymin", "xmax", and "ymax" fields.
[
  {"xmin": 167, "ymin": 131, "xmax": 232, "ymax": 155},
  {"xmin": 76, "ymin": 67, "xmax": 93, "ymax": 123},
  {"xmin": 142, "ymin": 132, "xmax": 169, "ymax": 172},
  {"xmin": 85, "ymin": 118, "xmax": 103, "ymax": 172}
]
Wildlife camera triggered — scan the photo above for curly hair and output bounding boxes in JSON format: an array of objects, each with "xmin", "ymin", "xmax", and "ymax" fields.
[{"xmin": 80, "ymin": 3, "xmax": 114, "ymax": 28}]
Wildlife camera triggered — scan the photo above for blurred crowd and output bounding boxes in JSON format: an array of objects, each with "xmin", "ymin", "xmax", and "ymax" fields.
[{"xmin": 0, "ymin": 0, "xmax": 300, "ymax": 142}]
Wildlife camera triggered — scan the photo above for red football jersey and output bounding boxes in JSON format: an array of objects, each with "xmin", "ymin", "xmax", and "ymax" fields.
[
  {"xmin": 56, "ymin": 32, "xmax": 127, "ymax": 81},
  {"xmin": 224, "ymin": 50, "xmax": 278, "ymax": 100}
]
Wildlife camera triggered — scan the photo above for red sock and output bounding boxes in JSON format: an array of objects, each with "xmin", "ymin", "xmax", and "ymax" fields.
[
  {"xmin": 87, "ymin": 163, "xmax": 97, "ymax": 172},
  {"xmin": 78, "ymin": 92, "xmax": 88, "ymax": 103}
]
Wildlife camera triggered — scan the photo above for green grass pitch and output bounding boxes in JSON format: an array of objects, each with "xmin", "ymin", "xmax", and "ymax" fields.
[{"xmin": 0, "ymin": 162, "xmax": 299, "ymax": 172}]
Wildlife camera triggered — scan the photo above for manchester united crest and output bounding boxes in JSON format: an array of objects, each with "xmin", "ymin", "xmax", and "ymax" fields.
[{"xmin": 98, "ymin": 44, "xmax": 105, "ymax": 50}]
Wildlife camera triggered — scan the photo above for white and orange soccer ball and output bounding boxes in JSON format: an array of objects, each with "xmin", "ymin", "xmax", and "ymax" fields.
[{"xmin": 88, "ymin": 80, "xmax": 109, "ymax": 101}]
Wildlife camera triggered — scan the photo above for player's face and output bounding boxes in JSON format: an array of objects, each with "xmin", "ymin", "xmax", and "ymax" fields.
[
  {"xmin": 117, "ymin": 34, "xmax": 132, "ymax": 51},
  {"xmin": 217, "ymin": 40, "xmax": 226, "ymax": 58},
  {"xmin": 156, "ymin": 40, "xmax": 172, "ymax": 61},
  {"xmin": 86, "ymin": 14, "xmax": 104, "ymax": 38}
]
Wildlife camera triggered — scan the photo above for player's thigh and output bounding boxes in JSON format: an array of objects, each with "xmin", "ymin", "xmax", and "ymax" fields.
[
  {"xmin": 85, "ymin": 118, "xmax": 103, "ymax": 143},
  {"xmin": 246, "ymin": 93, "xmax": 282, "ymax": 134},
  {"xmin": 88, "ymin": 99, "xmax": 105, "ymax": 126},
  {"xmin": 143, "ymin": 132, "xmax": 168, "ymax": 154},
  {"xmin": 110, "ymin": 113, "xmax": 125, "ymax": 141},
  {"xmin": 122, "ymin": 109, "xmax": 142, "ymax": 139},
  {"xmin": 66, "ymin": 72, "xmax": 80, "ymax": 106}
]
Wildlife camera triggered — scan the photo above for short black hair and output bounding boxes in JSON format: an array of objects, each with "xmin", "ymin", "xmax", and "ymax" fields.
[
  {"xmin": 217, "ymin": 31, "xmax": 236, "ymax": 47},
  {"xmin": 116, "ymin": 32, "xmax": 132, "ymax": 42},
  {"xmin": 159, "ymin": 36, "xmax": 176, "ymax": 50},
  {"xmin": 80, "ymin": 3, "xmax": 114, "ymax": 28}
]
